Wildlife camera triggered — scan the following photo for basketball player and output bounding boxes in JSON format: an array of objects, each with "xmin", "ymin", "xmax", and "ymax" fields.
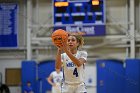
[
  {"xmin": 47, "ymin": 69, "xmax": 63, "ymax": 93},
  {"xmin": 55, "ymin": 34, "xmax": 87, "ymax": 93}
]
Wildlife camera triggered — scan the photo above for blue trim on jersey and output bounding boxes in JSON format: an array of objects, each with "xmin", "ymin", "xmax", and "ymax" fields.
[{"xmin": 62, "ymin": 66, "xmax": 65, "ymax": 82}]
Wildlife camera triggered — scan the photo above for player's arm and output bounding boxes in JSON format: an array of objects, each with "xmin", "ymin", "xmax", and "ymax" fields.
[
  {"xmin": 56, "ymin": 48, "xmax": 62, "ymax": 69},
  {"xmin": 61, "ymin": 41, "xmax": 86, "ymax": 67},
  {"xmin": 47, "ymin": 75, "xmax": 56, "ymax": 86},
  {"xmin": 66, "ymin": 50, "xmax": 86, "ymax": 67}
]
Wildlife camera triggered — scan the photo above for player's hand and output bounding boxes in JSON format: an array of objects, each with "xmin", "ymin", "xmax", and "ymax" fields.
[
  {"xmin": 54, "ymin": 42, "xmax": 62, "ymax": 50},
  {"xmin": 61, "ymin": 38, "xmax": 70, "ymax": 52},
  {"xmin": 52, "ymin": 83, "xmax": 56, "ymax": 86}
]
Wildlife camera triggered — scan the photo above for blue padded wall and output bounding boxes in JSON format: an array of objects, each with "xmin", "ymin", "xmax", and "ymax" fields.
[
  {"xmin": 36, "ymin": 60, "xmax": 55, "ymax": 93},
  {"xmin": 125, "ymin": 59, "xmax": 140, "ymax": 93},
  {"xmin": 21, "ymin": 60, "xmax": 37, "ymax": 93},
  {"xmin": 96, "ymin": 60, "xmax": 125, "ymax": 93}
]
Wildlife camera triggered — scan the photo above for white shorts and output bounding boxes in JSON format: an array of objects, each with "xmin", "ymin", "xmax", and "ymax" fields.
[
  {"xmin": 52, "ymin": 85, "xmax": 61, "ymax": 93},
  {"xmin": 62, "ymin": 82, "xmax": 87, "ymax": 93}
]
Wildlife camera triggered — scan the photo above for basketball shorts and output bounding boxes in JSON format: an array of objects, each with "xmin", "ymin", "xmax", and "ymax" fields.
[{"xmin": 62, "ymin": 82, "xmax": 87, "ymax": 93}]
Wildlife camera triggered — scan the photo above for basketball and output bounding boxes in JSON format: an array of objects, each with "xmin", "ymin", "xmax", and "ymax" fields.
[{"xmin": 51, "ymin": 29, "xmax": 68, "ymax": 47}]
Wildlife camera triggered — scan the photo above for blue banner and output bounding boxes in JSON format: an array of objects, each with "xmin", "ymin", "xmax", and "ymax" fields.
[
  {"xmin": 0, "ymin": 3, "xmax": 18, "ymax": 47},
  {"xmin": 54, "ymin": 25, "xmax": 105, "ymax": 36}
]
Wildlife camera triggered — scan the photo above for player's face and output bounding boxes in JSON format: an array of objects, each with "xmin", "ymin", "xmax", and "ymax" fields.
[
  {"xmin": 27, "ymin": 83, "xmax": 31, "ymax": 86},
  {"xmin": 67, "ymin": 36, "xmax": 79, "ymax": 50},
  {"xmin": 56, "ymin": 69, "xmax": 60, "ymax": 73}
]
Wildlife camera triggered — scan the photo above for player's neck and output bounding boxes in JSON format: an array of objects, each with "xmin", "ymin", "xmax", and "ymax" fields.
[{"xmin": 70, "ymin": 49, "xmax": 77, "ymax": 54}]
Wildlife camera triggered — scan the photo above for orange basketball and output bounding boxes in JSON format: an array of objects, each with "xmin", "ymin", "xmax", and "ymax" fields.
[{"xmin": 51, "ymin": 29, "xmax": 68, "ymax": 47}]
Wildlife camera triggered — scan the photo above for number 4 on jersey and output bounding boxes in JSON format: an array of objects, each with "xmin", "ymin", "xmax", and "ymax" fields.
[{"xmin": 73, "ymin": 68, "xmax": 78, "ymax": 77}]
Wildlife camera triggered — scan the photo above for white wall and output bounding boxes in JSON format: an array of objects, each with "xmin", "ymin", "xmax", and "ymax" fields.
[
  {"xmin": 85, "ymin": 63, "xmax": 97, "ymax": 93},
  {"xmin": 87, "ymin": 86, "xmax": 96, "ymax": 93},
  {"xmin": 0, "ymin": 59, "xmax": 22, "ymax": 83},
  {"xmin": 9, "ymin": 86, "xmax": 21, "ymax": 93},
  {"xmin": 106, "ymin": 0, "xmax": 128, "ymax": 35},
  {"xmin": 0, "ymin": 59, "xmax": 22, "ymax": 93}
]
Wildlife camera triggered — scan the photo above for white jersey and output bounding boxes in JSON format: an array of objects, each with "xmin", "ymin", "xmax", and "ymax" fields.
[
  {"xmin": 61, "ymin": 50, "xmax": 87, "ymax": 84},
  {"xmin": 50, "ymin": 71, "xmax": 63, "ymax": 85}
]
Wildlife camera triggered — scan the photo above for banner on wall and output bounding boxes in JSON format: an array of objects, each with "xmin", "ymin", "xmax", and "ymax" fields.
[
  {"xmin": 0, "ymin": 3, "xmax": 18, "ymax": 47},
  {"xmin": 54, "ymin": 25, "xmax": 105, "ymax": 36}
]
